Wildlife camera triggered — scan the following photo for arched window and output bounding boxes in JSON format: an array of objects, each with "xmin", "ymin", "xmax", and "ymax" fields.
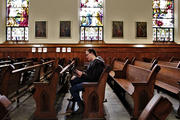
[
  {"xmin": 6, "ymin": 0, "xmax": 29, "ymax": 41},
  {"xmin": 153, "ymin": 0, "xmax": 174, "ymax": 42},
  {"xmin": 80, "ymin": 0, "xmax": 103, "ymax": 41}
]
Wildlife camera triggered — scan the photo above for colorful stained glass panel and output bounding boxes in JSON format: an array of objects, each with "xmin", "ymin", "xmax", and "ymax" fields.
[
  {"xmin": 99, "ymin": 27, "xmax": 103, "ymax": 40},
  {"xmin": 11, "ymin": 27, "xmax": 24, "ymax": 40},
  {"xmin": 153, "ymin": 0, "xmax": 173, "ymax": 9},
  {"xmin": 80, "ymin": 0, "xmax": 103, "ymax": 40},
  {"xmin": 80, "ymin": 8, "xmax": 103, "ymax": 17},
  {"xmin": 153, "ymin": 28, "xmax": 173, "ymax": 41},
  {"xmin": 80, "ymin": 16, "xmax": 103, "ymax": 26},
  {"xmin": 7, "ymin": 17, "xmax": 28, "ymax": 27},
  {"xmin": 7, "ymin": 0, "xmax": 29, "ymax": 8},
  {"xmin": 153, "ymin": 19, "xmax": 173, "ymax": 28},
  {"xmin": 80, "ymin": 0, "xmax": 103, "ymax": 8},
  {"xmin": 153, "ymin": 8, "xmax": 173, "ymax": 18},
  {"xmin": 81, "ymin": 27, "xmax": 85, "ymax": 40},
  {"xmin": 6, "ymin": 0, "xmax": 29, "ymax": 40},
  {"xmin": 25, "ymin": 27, "xmax": 28, "ymax": 40},
  {"xmin": 85, "ymin": 27, "xmax": 98, "ymax": 40}
]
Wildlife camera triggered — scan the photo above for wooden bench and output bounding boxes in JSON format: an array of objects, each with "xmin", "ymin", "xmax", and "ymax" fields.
[
  {"xmin": 33, "ymin": 60, "xmax": 74, "ymax": 120},
  {"xmin": 138, "ymin": 94, "xmax": 172, "ymax": 120},
  {"xmin": 158, "ymin": 60, "xmax": 180, "ymax": 68},
  {"xmin": 131, "ymin": 58, "xmax": 157, "ymax": 70},
  {"xmin": 0, "ymin": 63, "xmax": 42, "ymax": 98},
  {"xmin": 155, "ymin": 65, "xmax": 180, "ymax": 118},
  {"xmin": 81, "ymin": 66, "xmax": 110, "ymax": 119},
  {"xmin": 110, "ymin": 64, "xmax": 160, "ymax": 119},
  {"xmin": 169, "ymin": 56, "xmax": 180, "ymax": 63},
  {"xmin": 107, "ymin": 58, "xmax": 129, "ymax": 90},
  {"xmin": 0, "ymin": 60, "xmax": 12, "ymax": 65}
]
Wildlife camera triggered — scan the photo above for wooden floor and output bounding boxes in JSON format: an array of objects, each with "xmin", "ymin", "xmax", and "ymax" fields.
[{"xmin": 10, "ymin": 84, "xmax": 178, "ymax": 120}]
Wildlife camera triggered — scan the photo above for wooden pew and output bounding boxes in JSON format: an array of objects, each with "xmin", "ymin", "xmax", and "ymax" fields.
[
  {"xmin": 169, "ymin": 56, "xmax": 180, "ymax": 63},
  {"xmin": 81, "ymin": 66, "xmax": 110, "ymax": 119},
  {"xmin": 0, "ymin": 60, "xmax": 12, "ymax": 65},
  {"xmin": 0, "ymin": 60, "xmax": 55, "ymax": 120},
  {"xmin": 0, "ymin": 59, "xmax": 51, "ymax": 98},
  {"xmin": 158, "ymin": 61, "xmax": 180, "ymax": 68},
  {"xmin": 131, "ymin": 58, "xmax": 157, "ymax": 70},
  {"xmin": 110, "ymin": 64, "xmax": 160, "ymax": 119},
  {"xmin": 155, "ymin": 65, "xmax": 180, "ymax": 118},
  {"xmin": 142, "ymin": 57, "xmax": 157, "ymax": 63},
  {"xmin": 33, "ymin": 60, "xmax": 74, "ymax": 120},
  {"xmin": 0, "ymin": 63, "xmax": 42, "ymax": 98},
  {"xmin": 138, "ymin": 95, "xmax": 172, "ymax": 120},
  {"xmin": 107, "ymin": 58, "xmax": 129, "ymax": 89}
]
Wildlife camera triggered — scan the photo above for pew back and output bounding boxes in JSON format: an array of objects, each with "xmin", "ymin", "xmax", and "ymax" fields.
[
  {"xmin": 155, "ymin": 65, "xmax": 180, "ymax": 93},
  {"xmin": 126, "ymin": 65, "xmax": 150, "ymax": 83},
  {"xmin": 158, "ymin": 61, "xmax": 180, "ymax": 68}
]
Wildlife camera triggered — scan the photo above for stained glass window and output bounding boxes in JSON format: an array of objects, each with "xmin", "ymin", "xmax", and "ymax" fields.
[
  {"xmin": 6, "ymin": 0, "xmax": 29, "ymax": 41},
  {"xmin": 80, "ymin": 0, "xmax": 103, "ymax": 41},
  {"xmin": 153, "ymin": 0, "xmax": 174, "ymax": 42}
]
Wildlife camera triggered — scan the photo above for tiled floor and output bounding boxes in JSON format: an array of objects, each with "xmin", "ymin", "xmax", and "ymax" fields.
[{"xmin": 10, "ymin": 84, "xmax": 178, "ymax": 120}]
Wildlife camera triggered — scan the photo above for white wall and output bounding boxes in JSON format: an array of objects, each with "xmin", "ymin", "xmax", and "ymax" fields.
[
  {"xmin": 29, "ymin": 0, "xmax": 79, "ymax": 43},
  {"xmin": 105, "ymin": 0, "xmax": 153, "ymax": 44},
  {"xmin": 0, "ymin": 0, "xmax": 179, "ymax": 44},
  {"xmin": 174, "ymin": 0, "xmax": 180, "ymax": 43},
  {"xmin": 0, "ymin": 0, "xmax": 6, "ymax": 43}
]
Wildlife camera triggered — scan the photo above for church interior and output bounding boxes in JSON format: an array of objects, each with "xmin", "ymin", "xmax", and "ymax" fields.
[{"xmin": 0, "ymin": 0, "xmax": 180, "ymax": 120}]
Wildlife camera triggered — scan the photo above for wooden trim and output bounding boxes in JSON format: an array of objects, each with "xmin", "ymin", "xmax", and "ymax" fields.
[{"xmin": 1, "ymin": 43, "xmax": 180, "ymax": 48}]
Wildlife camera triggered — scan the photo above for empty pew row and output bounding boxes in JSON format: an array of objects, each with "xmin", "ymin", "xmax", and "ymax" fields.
[
  {"xmin": 131, "ymin": 57, "xmax": 157, "ymax": 70},
  {"xmin": 124, "ymin": 58, "xmax": 180, "ymax": 118},
  {"xmin": 0, "ymin": 59, "xmax": 56, "ymax": 120},
  {"xmin": 109, "ymin": 58, "xmax": 179, "ymax": 119},
  {"xmin": 157, "ymin": 60, "xmax": 180, "ymax": 68},
  {"xmin": 109, "ymin": 63, "xmax": 160, "ymax": 119}
]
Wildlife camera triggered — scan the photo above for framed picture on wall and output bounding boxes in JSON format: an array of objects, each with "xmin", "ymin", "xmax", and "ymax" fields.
[
  {"xmin": 60, "ymin": 21, "xmax": 71, "ymax": 38},
  {"xmin": 112, "ymin": 21, "xmax": 123, "ymax": 38},
  {"xmin": 35, "ymin": 21, "xmax": 47, "ymax": 38},
  {"xmin": 136, "ymin": 22, "xmax": 147, "ymax": 38}
]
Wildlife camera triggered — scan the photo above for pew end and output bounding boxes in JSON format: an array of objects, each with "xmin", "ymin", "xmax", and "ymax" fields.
[
  {"xmin": 81, "ymin": 66, "xmax": 111, "ymax": 119},
  {"xmin": 138, "ymin": 95, "xmax": 172, "ymax": 120}
]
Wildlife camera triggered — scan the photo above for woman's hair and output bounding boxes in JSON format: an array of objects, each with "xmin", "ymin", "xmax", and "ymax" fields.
[{"xmin": 87, "ymin": 48, "xmax": 97, "ymax": 57}]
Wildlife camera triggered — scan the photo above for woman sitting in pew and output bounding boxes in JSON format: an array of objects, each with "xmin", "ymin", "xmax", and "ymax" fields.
[{"xmin": 69, "ymin": 48, "xmax": 105, "ymax": 114}]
